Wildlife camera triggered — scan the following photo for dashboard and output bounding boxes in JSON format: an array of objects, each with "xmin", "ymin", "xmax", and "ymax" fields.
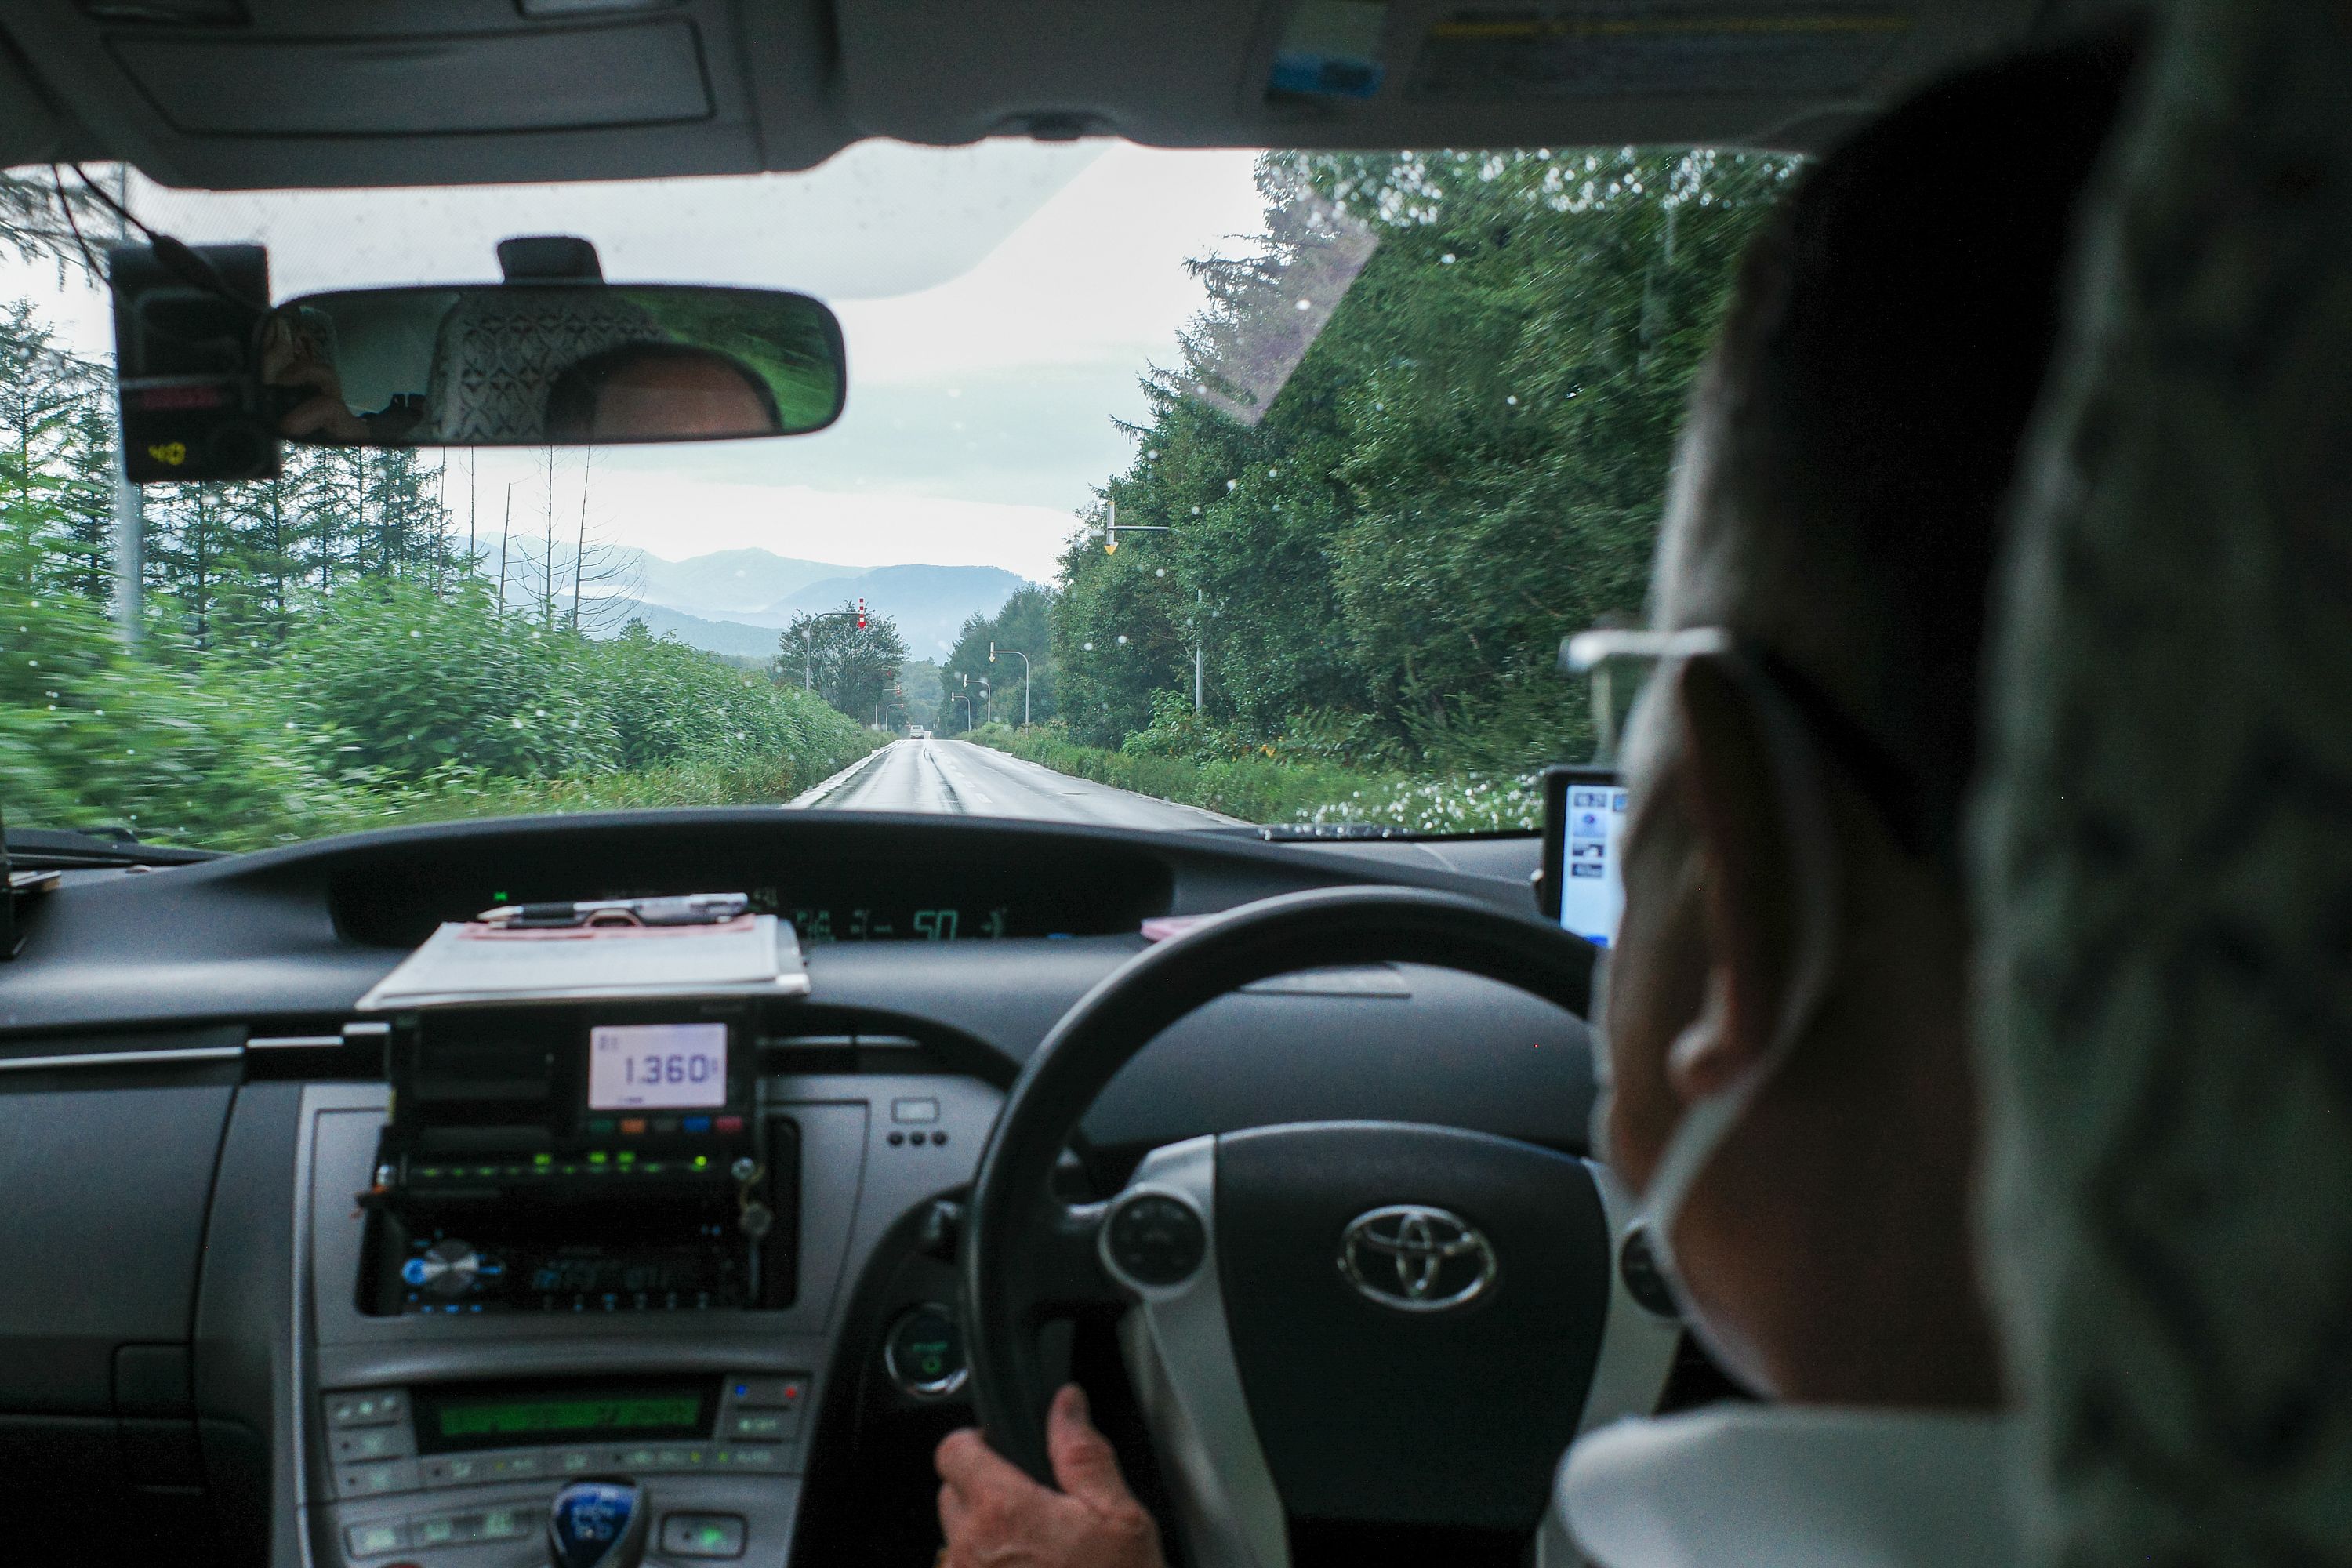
[{"xmin": 0, "ymin": 809, "xmax": 1614, "ymax": 1568}]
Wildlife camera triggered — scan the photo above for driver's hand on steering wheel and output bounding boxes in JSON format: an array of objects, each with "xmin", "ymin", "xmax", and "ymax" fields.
[{"xmin": 935, "ymin": 1384, "xmax": 1165, "ymax": 1568}]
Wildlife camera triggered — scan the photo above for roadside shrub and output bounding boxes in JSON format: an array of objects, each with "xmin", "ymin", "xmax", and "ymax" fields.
[
  {"xmin": 281, "ymin": 583, "xmax": 621, "ymax": 779},
  {"xmin": 0, "ymin": 586, "xmax": 368, "ymax": 848},
  {"xmin": 971, "ymin": 721, "xmax": 1537, "ymax": 831}
]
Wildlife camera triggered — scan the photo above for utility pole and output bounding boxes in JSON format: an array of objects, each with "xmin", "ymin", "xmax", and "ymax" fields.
[
  {"xmin": 111, "ymin": 466, "xmax": 143, "ymax": 648},
  {"xmin": 989, "ymin": 643, "xmax": 1032, "ymax": 728},
  {"xmin": 495, "ymin": 483, "xmax": 512, "ymax": 611},
  {"xmin": 803, "ymin": 630, "xmax": 812, "ymax": 691},
  {"xmin": 1192, "ymin": 589, "xmax": 1205, "ymax": 713},
  {"xmin": 106, "ymin": 170, "xmax": 143, "ymax": 648}
]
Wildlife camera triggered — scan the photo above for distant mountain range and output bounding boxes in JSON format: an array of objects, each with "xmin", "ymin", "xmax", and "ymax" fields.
[
  {"xmin": 622, "ymin": 549, "xmax": 850, "ymax": 617},
  {"xmin": 584, "ymin": 548, "xmax": 1031, "ymax": 660},
  {"xmin": 587, "ymin": 598, "xmax": 786, "ymax": 660}
]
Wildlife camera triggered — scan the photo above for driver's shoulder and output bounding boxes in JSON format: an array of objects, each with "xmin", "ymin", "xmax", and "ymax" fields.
[{"xmin": 1558, "ymin": 1403, "xmax": 2019, "ymax": 1568}]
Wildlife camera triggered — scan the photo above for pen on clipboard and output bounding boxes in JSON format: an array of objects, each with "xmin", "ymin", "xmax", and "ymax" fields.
[{"xmin": 474, "ymin": 892, "xmax": 751, "ymax": 929}]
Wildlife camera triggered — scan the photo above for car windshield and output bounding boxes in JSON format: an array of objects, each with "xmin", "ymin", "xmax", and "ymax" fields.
[{"xmin": 0, "ymin": 143, "xmax": 1791, "ymax": 851}]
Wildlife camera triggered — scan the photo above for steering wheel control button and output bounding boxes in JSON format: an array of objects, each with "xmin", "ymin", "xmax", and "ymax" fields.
[
  {"xmin": 884, "ymin": 1302, "xmax": 969, "ymax": 1398},
  {"xmin": 659, "ymin": 1513, "xmax": 748, "ymax": 1559},
  {"xmin": 1104, "ymin": 1192, "xmax": 1207, "ymax": 1288},
  {"xmin": 1338, "ymin": 1204, "xmax": 1498, "ymax": 1312},
  {"xmin": 1618, "ymin": 1224, "xmax": 1681, "ymax": 1318}
]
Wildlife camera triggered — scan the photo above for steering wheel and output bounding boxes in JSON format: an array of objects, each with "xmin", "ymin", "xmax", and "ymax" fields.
[{"xmin": 960, "ymin": 886, "xmax": 1681, "ymax": 1566}]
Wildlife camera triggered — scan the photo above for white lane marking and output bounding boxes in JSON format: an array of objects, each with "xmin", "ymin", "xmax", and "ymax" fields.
[
  {"xmin": 786, "ymin": 741, "xmax": 896, "ymax": 808},
  {"xmin": 927, "ymin": 742, "xmax": 996, "ymax": 809}
]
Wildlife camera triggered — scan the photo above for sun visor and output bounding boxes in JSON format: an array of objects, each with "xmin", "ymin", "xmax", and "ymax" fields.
[{"xmin": 108, "ymin": 22, "xmax": 713, "ymax": 136}]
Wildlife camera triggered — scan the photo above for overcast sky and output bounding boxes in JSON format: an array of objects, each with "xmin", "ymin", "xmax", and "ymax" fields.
[{"xmin": 3, "ymin": 141, "xmax": 1270, "ymax": 583}]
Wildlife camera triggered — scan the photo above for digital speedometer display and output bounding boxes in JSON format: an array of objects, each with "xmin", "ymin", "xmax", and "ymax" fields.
[{"xmin": 587, "ymin": 1022, "xmax": 728, "ymax": 1110}]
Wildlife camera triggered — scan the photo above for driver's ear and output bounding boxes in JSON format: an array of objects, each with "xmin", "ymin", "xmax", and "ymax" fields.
[{"xmin": 1666, "ymin": 655, "xmax": 1798, "ymax": 1102}]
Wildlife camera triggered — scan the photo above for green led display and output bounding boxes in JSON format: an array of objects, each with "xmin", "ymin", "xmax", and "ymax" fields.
[{"xmin": 436, "ymin": 1396, "xmax": 702, "ymax": 1441}]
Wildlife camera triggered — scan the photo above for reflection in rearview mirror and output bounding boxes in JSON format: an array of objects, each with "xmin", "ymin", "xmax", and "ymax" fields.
[{"xmin": 263, "ymin": 283, "xmax": 846, "ymax": 448}]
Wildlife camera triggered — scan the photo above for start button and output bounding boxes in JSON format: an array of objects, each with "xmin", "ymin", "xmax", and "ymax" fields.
[{"xmin": 884, "ymin": 1302, "xmax": 967, "ymax": 1398}]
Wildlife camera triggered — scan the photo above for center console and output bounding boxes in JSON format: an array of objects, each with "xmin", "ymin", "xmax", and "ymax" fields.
[{"xmin": 295, "ymin": 1014, "xmax": 1005, "ymax": 1568}]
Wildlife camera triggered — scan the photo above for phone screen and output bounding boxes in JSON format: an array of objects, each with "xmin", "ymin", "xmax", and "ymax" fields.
[{"xmin": 1555, "ymin": 779, "xmax": 1629, "ymax": 947}]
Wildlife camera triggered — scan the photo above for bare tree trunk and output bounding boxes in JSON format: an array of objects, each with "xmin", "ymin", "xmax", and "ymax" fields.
[
  {"xmin": 542, "ymin": 446, "xmax": 555, "ymax": 630},
  {"xmin": 571, "ymin": 447, "xmax": 590, "ymax": 633},
  {"xmin": 496, "ymin": 482, "xmax": 511, "ymax": 612}
]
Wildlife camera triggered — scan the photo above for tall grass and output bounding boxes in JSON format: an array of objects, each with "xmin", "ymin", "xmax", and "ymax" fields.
[{"xmin": 968, "ymin": 724, "xmax": 1538, "ymax": 833}]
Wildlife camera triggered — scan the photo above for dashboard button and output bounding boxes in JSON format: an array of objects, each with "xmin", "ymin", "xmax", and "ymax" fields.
[
  {"xmin": 712, "ymin": 1446, "xmax": 781, "ymax": 1470},
  {"xmin": 552, "ymin": 1446, "xmax": 601, "ymax": 1476},
  {"xmin": 325, "ymin": 1390, "xmax": 405, "ymax": 1428},
  {"xmin": 412, "ymin": 1513, "xmax": 479, "ymax": 1548},
  {"xmin": 660, "ymin": 1512, "xmax": 747, "ymax": 1559},
  {"xmin": 478, "ymin": 1506, "xmax": 532, "ymax": 1542},
  {"xmin": 332, "ymin": 1425, "xmax": 414, "ymax": 1464},
  {"xmin": 727, "ymin": 1375, "xmax": 805, "ymax": 1408},
  {"xmin": 335, "ymin": 1459, "xmax": 419, "ymax": 1499},
  {"xmin": 421, "ymin": 1454, "xmax": 485, "ymax": 1488},
  {"xmin": 724, "ymin": 1410, "xmax": 797, "ymax": 1441},
  {"xmin": 344, "ymin": 1521, "xmax": 408, "ymax": 1558},
  {"xmin": 891, "ymin": 1098, "xmax": 941, "ymax": 1124}
]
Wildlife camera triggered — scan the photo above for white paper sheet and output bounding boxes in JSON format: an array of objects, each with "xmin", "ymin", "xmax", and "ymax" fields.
[{"xmin": 355, "ymin": 914, "xmax": 808, "ymax": 1011}]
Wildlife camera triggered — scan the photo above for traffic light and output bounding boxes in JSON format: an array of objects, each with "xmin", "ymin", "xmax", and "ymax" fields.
[{"xmin": 856, "ymin": 597, "xmax": 867, "ymax": 630}]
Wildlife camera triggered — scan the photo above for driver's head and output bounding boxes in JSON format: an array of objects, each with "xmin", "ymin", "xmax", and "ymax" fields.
[
  {"xmin": 545, "ymin": 342, "xmax": 782, "ymax": 441},
  {"xmin": 1601, "ymin": 34, "xmax": 2137, "ymax": 1406}
]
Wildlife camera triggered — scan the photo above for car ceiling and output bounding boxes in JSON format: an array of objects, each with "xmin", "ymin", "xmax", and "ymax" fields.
[{"xmin": 0, "ymin": 0, "xmax": 2125, "ymax": 193}]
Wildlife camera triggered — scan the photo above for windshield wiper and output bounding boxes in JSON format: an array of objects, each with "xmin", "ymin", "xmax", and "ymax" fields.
[{"xmin": 5, "ymin": 826, "xmax": 220, "ymax": 869}]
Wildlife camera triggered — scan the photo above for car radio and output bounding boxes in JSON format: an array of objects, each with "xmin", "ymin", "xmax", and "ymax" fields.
[{"xmin": 358, "ymin": 1004, "xmax": 795, "ymax": 1314}]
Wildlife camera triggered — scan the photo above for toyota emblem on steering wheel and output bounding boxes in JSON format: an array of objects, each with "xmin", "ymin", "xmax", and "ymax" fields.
[{"xmin": 1338, "ymin": 1204, "xmax": 1497, "ymax": 1312}]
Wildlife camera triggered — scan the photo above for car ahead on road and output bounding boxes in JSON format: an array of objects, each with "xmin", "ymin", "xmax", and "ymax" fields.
[{"xmin": 0, "ymin": 5, "xmax": 2212, "ymax": 1568}]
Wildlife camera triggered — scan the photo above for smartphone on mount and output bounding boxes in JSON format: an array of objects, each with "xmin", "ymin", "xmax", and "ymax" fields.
[{"xmin": 1536, "ymin": 765, "xmax": 1628, "ymax": 949}]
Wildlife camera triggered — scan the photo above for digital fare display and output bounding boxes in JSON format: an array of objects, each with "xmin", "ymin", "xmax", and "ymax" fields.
[
  {"xmin": 416, "ymin": 1381, "xmax": 713, "ymax": 1454},
  {"xmin": 588, "ymin": 1022, "xmax": 728, "ymax": 1111}
]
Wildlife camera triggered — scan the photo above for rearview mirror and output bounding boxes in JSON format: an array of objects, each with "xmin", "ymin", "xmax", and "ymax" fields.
[{"xmin": 264, "ymin": 280, "xmax": 846, "ymax": 448}]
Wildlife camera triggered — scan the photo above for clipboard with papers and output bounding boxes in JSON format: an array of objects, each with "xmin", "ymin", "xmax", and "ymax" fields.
[{"xmin": 354, "ymin": 892, "xmax": 809, "ymax": 1011}]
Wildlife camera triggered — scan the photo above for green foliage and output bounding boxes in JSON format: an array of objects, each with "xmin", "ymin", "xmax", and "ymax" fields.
[
  {"xmin": 1052, "ymin": 147, "xmax": 1792, "ymax": 776},
  {"xmin": 779, "ymin": 600, "xmax": 909, "ymax": 728},
  {"xmin": 0, "ymin": 299, "xmax": 878, "ymax": 848},
  {"xmin": 939, "ymin": 583, "xmax": 1056, "ymax": 731}
]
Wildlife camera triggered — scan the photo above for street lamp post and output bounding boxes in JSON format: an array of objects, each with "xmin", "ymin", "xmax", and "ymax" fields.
[{"xmin": 989, "ymin": 643, "xmax": 1032, "ymax": 728}]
